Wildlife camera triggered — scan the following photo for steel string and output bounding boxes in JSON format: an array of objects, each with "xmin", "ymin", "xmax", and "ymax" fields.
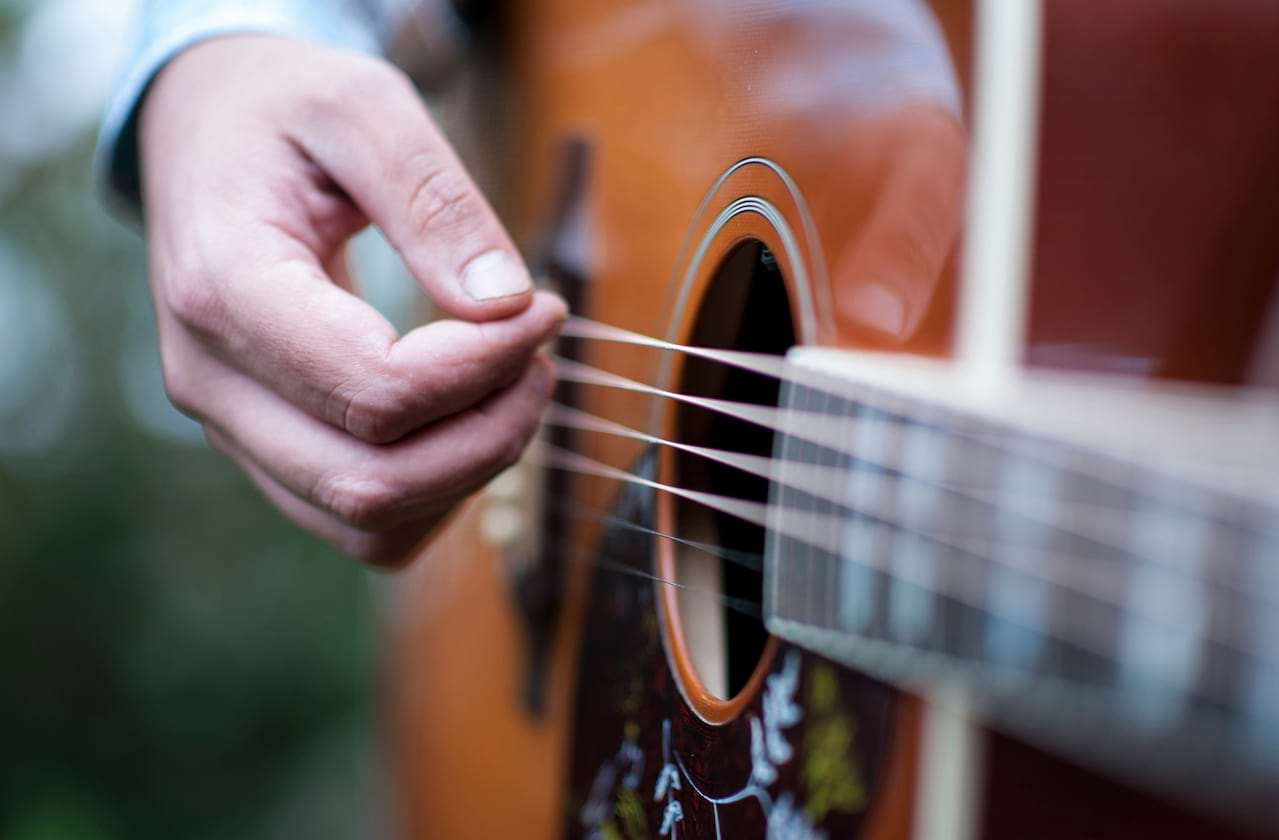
[
  {"xmin": 531, "ymin": 443, "xmax": 1279, "ymax": 680},
  {"xmin": 543, "ymin": 401, "xmax": 1277, "ymax": 609}
]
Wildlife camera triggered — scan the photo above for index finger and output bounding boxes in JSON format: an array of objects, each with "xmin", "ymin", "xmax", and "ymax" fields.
[
  {"xmin": 171, "ymin": 243, "xmax": 567, "ymax": 444},
  {"xmin": 290, "ymin": 61, "xmax": 536, "ymax": 322}
]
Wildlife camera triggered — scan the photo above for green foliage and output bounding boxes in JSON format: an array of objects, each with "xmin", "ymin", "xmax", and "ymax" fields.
[
  {"xmin": 614, "ymin": 787, "xmax": 649, "ymax": 839},
  {"xmin": 802, "ymin": 666, "xmax": 867, "ymax": 822},
  {"xmin": 0, "ymin": 22, "xmax": 376, "ymax": 840}
]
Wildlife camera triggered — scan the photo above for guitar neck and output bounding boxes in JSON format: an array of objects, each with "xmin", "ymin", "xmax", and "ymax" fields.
[{"xmin": 763, "ymin": 347, "xmax": 1279, "ymax": 808}]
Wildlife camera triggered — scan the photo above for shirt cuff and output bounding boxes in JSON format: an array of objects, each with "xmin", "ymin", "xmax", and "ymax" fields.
[{"xmin": 96, "ymin": 1, "xmax": 383, "ymax": 220}]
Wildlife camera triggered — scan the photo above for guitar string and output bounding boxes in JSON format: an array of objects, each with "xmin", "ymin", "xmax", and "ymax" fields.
[
  {"xmin": 534, "ymin": 442, "xmax": 1270, "ymax": 655},
  {"xmin": 538, "ymin": 506, "xmax": 766, "ymax": 618},
  {"xmin": 542, "ymin": 319, "xmax": 1277, "ymax": 707},
  {"xmin": 548, "ymin": 356, "xmax": 1274, "ymax": 603},
  {"xmin": 546, "ymin": 494, "xmax": 764, "ymax": 573},
  {"xmin": 555, "ymin": 319, "xmax": 1276, "ymax": 521},
  {"xmin": 581, "ymin": 553, "xmax": 763, "ymax": 621},
  {"xmin": 532, "ymin": 444, "xmax": 1279, "ymax": 676},
  {"xmin": 542, "ymin": 400, "xmax": 1276, "ymax": 610},
  {"xmin": 555, "ymin": 350, "xmax": 1273, "ymax": 501},
  {"xmin": 544, "ymin": 517, "xmax": 1279, "ymax": 741},
  {"xmin": 543, "ymin": 342, "xmax": 1279, "ymax": 650},
  {"xmin": 544, "ymin": 401, "xmax": 1271, "ymax": 580},
  {"xmin": 541, "ymin": 478, "xmax": 1265, "ymax": 713},
  {"xmin": 551, "ymin": 352, "xmax": 1272, "ymax": 540},
  {"xmin": 561, "ymin": 315, "xmax": 790, "ymax": 379}
]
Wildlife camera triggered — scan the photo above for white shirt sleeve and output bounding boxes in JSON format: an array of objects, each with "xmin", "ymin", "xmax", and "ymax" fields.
[{"xmin": 96, "ymin": 0, "xmax": 397, "ymax": 217}]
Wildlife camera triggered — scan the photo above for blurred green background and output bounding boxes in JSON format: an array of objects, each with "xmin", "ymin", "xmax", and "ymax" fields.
[{"xmin": 0, "ymin": 2, "xmax": 390, "ymax": 837}]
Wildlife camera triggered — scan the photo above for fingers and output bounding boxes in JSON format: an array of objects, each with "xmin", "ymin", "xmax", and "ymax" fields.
[
  {"xmin": 290, "ymin": 61, "xmax": 534, "ymax": 321},
  {"xmin": 166, "ymin": 241, "xmax": 566, "ymax": 443},
  {"xmin": 195, "ymin": 355, "xmax": 553, "ymax": 533},
  {"xmin": 833, "ymin": 109, "xmax": 965, "ymax": 343},
  {"xmin": 207, "ymin": 428, "xmax": 435, "ymax": 567},
  {"xmin": 137, "ymin": 37, "xmax": 561, "ymax": 563},
  {"xmin": 146, "ymin": 40, "xmax": 568, "ymax": 445}
]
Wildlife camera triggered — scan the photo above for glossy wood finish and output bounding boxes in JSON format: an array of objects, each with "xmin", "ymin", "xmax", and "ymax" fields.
[
  {"xmin": 388, "ymin": 2, "xmax": 967, "ymax": 836},
  {"xmin": 985, "ymin": 2, "xmax": 1279, "ymax": 833},
  {"xmin": 1026, "ymin": 0, "xmax": 1279, "ymax": 383},
  {"xmin": 385, "ymin": 0, "xmax": 1279, "ymax": 837}
]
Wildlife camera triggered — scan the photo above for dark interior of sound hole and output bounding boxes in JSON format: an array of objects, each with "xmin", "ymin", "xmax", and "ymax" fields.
[{"xmin": 674, "ymin": 240, "xmax": 795, "ymax": 700}]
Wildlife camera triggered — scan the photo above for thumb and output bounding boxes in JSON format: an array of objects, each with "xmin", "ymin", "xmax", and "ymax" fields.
[
  {"xmin": 295, "ymin": 62, "xmax": 533, "ymax": 321},
  {"xmin": 833, "ymin": 109, "xmax": 964, "ymax": 342}
]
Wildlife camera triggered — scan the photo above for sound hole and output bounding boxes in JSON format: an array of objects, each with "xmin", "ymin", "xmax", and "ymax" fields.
[{"xmin": 673, "ymin": 240, "xmax": 796, "ymax": 701}]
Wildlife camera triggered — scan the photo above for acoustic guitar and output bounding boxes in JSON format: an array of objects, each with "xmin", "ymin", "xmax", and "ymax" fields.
[{"xmin": 384, "ymin": 1, "xmax": 1279, "ymax": 837}]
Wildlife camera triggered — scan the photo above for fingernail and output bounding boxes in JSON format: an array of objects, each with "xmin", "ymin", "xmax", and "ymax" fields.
[
  {"xmin": 845, "ymin": 282, "xmax": 908, "ymax": 337},
  {"xmin": 460, "ymin": 251, "xmax": 532, "ymax": 301}
]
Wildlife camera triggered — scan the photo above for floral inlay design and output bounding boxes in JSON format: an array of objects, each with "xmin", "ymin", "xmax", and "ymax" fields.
[{"xmin": 582, "ymin": 650, "xmax": 829, "ymax": 840}]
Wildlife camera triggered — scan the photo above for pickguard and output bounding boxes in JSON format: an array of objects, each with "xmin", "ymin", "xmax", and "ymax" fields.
[{"xmin": 566, "ymin": 449, "xmax": 902, "ymax": 839}]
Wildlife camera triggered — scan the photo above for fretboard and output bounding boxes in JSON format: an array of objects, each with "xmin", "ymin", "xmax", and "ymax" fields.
[{"xmin": 763, "ymin": 347, "xmax": 1279, "ymax": 807}]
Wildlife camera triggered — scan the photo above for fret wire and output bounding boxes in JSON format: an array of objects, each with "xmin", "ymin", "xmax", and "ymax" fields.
[
  {"xmin": 555, "ymin": 316, "xmax": 1278, "ymax": 735},
  {"xmin": 543, "ymin": 466, "xmax": 1267, "ymax": 717},
  {"xmin": 542, "ymin": 404, "xmax": 1278, "ymax": 608},
  {"xmin": 546, "ymin": 401, "xmax": 1157, "ymax": 532},
  {"xmin": 985, "ymin": 439, "xmax": 1053, "ymax": 670},
  {"xmin": 565, "ymin": 314, "xmax": 1273, "ymax": 493},
  {"xmin": 840, "ymin": 390, "xmax": 879, "ymax": 633},
  {"xmin": 554, "ymin": 354, "xmax": 1273, "ymax": 533},
  {"xmin": 768, "ymin": 377, "xmax": 795, "ymax": 624},
  {"xmin": 812, "ymin": 379, "xmax": 834, "ymax": 634},
  {"xmin": 891, "ymin": 400, "xmax": 948, "ymax": 645},
  {"xmin": 560, "ymin": 316, "xmax": 1278, "ymax": 496},
  {"xmin": 533, "ymin": 446, "xmax": 1279, "ymax": 680}
]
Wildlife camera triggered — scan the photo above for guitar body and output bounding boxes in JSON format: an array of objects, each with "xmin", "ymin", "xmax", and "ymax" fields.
[{"xmin": 387, "ymin": 1, "xmax": 1279, "ymax": 838}]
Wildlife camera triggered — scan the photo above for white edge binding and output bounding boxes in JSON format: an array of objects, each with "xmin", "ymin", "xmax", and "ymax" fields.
[{"xmin": 917, "ymin": 2, "xmax": 1043, "ymax": 840}]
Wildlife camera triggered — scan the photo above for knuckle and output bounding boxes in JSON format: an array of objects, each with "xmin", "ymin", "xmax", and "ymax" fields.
[
  {"xmin": 478, "ymin": 387, "xmax": 546, "ymax": 473},
  {"xmin": 165, "ymin": 278, "xmax": 227, "ymax": 337},
  {"xmin": 376, "ymin": 61, "xmax": 418, "ymax": 100},
  {"xmin": 513, "ymin": 409, "xmax": 543, "ymax": 458},
  {"xmin": 478, "ymin": 420, "xmax": 531, "ymax": 476},
  {"xmin": 337, "ymin": 379, "xmax": 412, "ymax": 444},
  {"xmin": 312, "ymin": 55, "xmax": 405, "ymax": 117},
  {"xmin": 502, "ymin": 431, "xmax": 530, "ymax": 469},
  {"xmin": 467, "ymin": 330, "xmax": 525, "ymax": 386},
  {"xmin": 318, "ymin": 471, "xmax": 401, "ymax": 529},
  {"xmin": 402, "ymin": 155, "xmax": 483, "ymax": 239}
]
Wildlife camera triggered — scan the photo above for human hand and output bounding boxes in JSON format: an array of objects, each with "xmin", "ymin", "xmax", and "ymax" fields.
[
  {"xmin": 829, "ymin": 106, "xmax": 964, "ymax": 344},
  {"xmin": 140, "ymin": 35, "xmax": 565, "ymax": 566}
]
